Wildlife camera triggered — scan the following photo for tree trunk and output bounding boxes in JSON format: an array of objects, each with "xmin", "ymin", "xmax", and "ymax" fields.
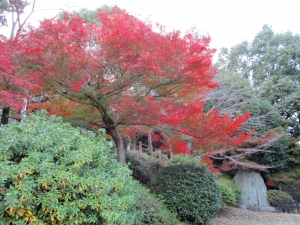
[
  {"xmin": 148, "ymin": 131, "xmax": 153, "ymax": 156},
  {"xmin": 109, "ymin": 127, "xmax": 126, "ymax": 165},
  {"xmin": 98, "ymin": 109, "xmax": 126, "ymax": 165},
  {"xmin": 139, "ymin": 141, "xmax": 142, "ymax": 152},
  {"xmin": 187, "ymin": 142, "xmax": 192, "ymax": 156},
  {"xmin": 1, "ymin": 107, "xmax": 10, "ymax": 125},
  {"xmin": 133, "ymin": 140, "xmax": 136, "ymax": 151}
]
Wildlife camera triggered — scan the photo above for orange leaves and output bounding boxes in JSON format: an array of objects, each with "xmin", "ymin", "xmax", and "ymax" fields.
[{"xmin": 28, "ymin": 98, "xmax": 79, "ymax": 117}]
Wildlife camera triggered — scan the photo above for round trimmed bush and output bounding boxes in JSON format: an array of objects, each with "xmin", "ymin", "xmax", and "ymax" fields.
[
  {"xmin": 0, "ymin": 112, "xmax": 140, "ymax": 224},
  {"xmin": 155, "ymin": 164, "xmax": 221, "ymax": 224}
]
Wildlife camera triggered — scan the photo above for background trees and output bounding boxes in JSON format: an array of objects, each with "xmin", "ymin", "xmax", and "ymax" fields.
[
  {"xmin": 217, "ymin": 25, "xmax": 300, "ymax": 138},
  {"xmin": 213, "ymin": 25, "xmax": 300, "ymax": 174},
  {"xmin": 205, "ymin": 72, "xmax": 281, "ymax": 137}
]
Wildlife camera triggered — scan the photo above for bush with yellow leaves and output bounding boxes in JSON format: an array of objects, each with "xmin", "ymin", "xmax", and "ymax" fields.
[{"xmin": 0, "ymin": 111, "xmax": 141, "ymax": 224}]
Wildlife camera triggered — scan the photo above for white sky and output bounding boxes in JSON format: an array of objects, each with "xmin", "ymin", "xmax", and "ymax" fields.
[{"xmin": 1, "ymin": 0, "xmax": 300, "ymax": 56}]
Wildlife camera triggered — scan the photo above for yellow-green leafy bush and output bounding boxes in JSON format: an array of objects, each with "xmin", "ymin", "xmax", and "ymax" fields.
[
  {"xmin": 267, "ymin": 189, "xmax": 294, "ymax": 206},
  {"xmin": 169, "ymin": 154, "xmax": 200, "ymax": 167},
  {"xmin": 0, "ymin": 112, "xmax": 140, "ymax": 224},
  {"xmin": 216, "ymin": 176, "xmax": 241, "ymax": 206}
]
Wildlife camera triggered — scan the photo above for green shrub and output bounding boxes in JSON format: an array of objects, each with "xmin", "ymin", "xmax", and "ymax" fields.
[
  {"xmin": 265, "ymin": 172, "xmax": 295, "ymax": 184},
  {"xmin": 152, "ymin": 150, "xmax": 168, "ymax": 161},
  {"xmin": 126, "ymin": 150, "xmax": 165, "ymax": 192},
  {"xmin": 132, "ymin": 186, "xmax": 179, "ymax": 225},
  {"xmin": 216, "ymin": 176, "xmax": 241, "ymax": 206},
  {"xmin": 267, "ymin": 189, "xmax": 294, "ymax": 206},
  {"xmin": 155, "ymin": 164, "xmax": 221, "ymax": 224},
  {"xmin": 0, "ymin": 111, "xmax": 140, "ymax": 224},
  {"xmin": 126, "ymin": 152, "xmax": 151, "ymax": 185},
  {"xmin": 169, "ymin": 154, "xmax": 200, "ymax": 167}
]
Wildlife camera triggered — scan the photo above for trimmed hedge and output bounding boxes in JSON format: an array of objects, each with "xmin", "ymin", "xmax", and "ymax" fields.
[{"xmin": 155, "ymin": 164, "xmax": 221, "ymax": 224}]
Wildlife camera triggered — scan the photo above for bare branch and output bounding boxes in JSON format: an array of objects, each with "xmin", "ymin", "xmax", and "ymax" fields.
[{"xmin": 16, "ymin": 0, "xmax": 36, "ymax": 37}]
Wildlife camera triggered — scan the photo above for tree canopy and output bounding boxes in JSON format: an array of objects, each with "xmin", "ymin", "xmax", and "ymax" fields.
[{"xmin": 0, "ymin": 7, "xmax": 254, "ymax": 164}]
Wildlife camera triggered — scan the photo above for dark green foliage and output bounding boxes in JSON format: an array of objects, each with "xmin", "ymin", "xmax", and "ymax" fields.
[
  {"xmin": 126, "ymin": 152, "xmax": 151, "ymax": 184},
  {"xmin": 0, "ymin": 111, "xmax": 141, "ymax": 224},
  {"xmin": 265, "ymin": 172, "xmax": 295, "ymax": 184},
  {"xmin": 288, "ymin": 165, "xmax": 300, "ymax": 179},
  {"xmin": 132, "ymin": 186, "xmax": 179, "ymax": 225},
  {"xmin": 286, "ymin": 140, "xmax": 300, "ymax": 167},
  {"xmin": 155, "ymin": 165, "xmax": 221, "ymax": 224},
  {"xmin": 126, "ymin": 150, "xmax": 165, "ymax": 192},
  {"xmin": 216, "ymin": 176, "xmax": 241, "ymax": 206},
  {"xmin": 247, "ymin": 135, "xmax": 289, "ymax": 172},
  {"xmin": 267, "ymin": 190, "xmax": 294, "ymax": 206},
  {"xmin": 245, "ymin": 99, "xmax": 282, "ymax": 136}
]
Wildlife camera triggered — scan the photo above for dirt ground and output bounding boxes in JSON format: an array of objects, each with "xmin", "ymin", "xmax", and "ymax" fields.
[{"xmin": 206, "ymin": 206, "xmax": 300, "ymax": 225}]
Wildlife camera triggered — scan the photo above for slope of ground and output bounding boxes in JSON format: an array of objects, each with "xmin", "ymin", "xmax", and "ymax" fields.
[{"xmin": 206, "ymin": 206, "xmax": 300, "ymax": 225}]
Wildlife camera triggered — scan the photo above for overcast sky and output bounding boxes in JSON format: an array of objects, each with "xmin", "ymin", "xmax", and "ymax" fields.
[{"xmin": 1, "ymin": 0, "xmax": 300, "ymax": 54}]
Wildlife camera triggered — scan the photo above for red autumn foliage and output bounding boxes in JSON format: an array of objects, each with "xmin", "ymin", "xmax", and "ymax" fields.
[
  {"xmin": 9, "ymin": 7, "xmax": 253, "ymax": 164},
  {"xmin": 242, "ymin": 130, "xmax": 279, "ymax": 148},
  {"xmin": 201, "ymin": 154, "xmax": 221, "ymax": 173},
  {"xmin": 172, "ymin": 141, "xmax": 189, "ymax": 155},
  {"xmin": 211, "ymin": 129, "xmax": 283, "ymax": 172},
  {"xmin": 265, "ymin": 179, "xmax": 276, "ymax": 187},
  {"xmin": 0, "ymin": 37, "xmax": 41, "ymax": 112}
]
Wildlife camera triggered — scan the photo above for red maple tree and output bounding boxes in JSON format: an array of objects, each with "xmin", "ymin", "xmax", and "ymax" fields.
[
  {"xmin": 0, "ymin": 0, "xmax": 38, "ymax": 125},
  {"xmin": 14, "ymin": 7, "xmax": 252, "ymax": 164},
  {"xmin": 0, "ymin": 36, "xmax": 41, "ymax": 123}
]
